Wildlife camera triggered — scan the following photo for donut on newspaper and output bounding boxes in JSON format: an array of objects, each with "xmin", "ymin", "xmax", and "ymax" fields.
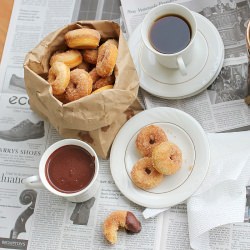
[
  {"xmin": 103, "ymin": 210, "xmax": 141, "ymax": 244},
  {"xmin": 96, "ymin": 39, "xmax": 118, "ymax": 77},
  {"xmin": 65, "ymin": 69, "xmax": 93, "ymax": 102},
  {"xmin": 65, "ymin": 28, "xmax": 101, "ymax": 49},
  {"xmin": 136, "ymin": 125, "xmax": 167, "ymax": 157},
  {"xmin": 131, "ymin": 157, "xmax": 163, "ymax": 190},
  {"xmin": 50, "ymin": 50, "xmax": 82, "ymax": 69},
  {"xmin": 48, "ymin": 61, "xmax": 70, "ymax": 95},
  {"xmin": 152, "ymin": 141, "xmax": 182, "ymax": 175}
]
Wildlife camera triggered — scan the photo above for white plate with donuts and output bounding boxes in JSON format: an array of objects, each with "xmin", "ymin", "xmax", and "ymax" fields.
[{"xmin": 110, "ymin": 107, "xmax": 210, "ymax": 208}]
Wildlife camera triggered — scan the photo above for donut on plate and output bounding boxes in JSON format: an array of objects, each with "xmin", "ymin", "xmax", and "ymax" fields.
[
  {"xmin": 152, "ymin": 141, "xmax": 182, "ymax": 175},
  {"xmin": 131, "ymin": 157, "xmax": 163, "ymax": 190},
  {"xmin": 136, "ymin": 125, "xmax": 167, "ymax": 157}
]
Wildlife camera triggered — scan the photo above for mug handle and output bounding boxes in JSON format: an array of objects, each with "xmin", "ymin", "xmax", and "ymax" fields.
[
  {"xmin": 23, "ymin": 175, "xmax": 44, "ymax": 188},
  {"xmin": 177, "ymin": 56, "xmax": 187, "ymax": 76}
]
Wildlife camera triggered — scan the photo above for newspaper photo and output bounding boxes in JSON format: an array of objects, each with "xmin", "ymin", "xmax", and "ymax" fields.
[{"xmin": 0, "ymin": 0, "xmax": 250, "ymax": 249}]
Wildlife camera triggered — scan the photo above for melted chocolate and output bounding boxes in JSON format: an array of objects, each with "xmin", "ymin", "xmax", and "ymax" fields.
[
  {"xmin": 45, "ymin": 145, "xmax": 95, "ymax": 193},
  {"xmin": 125, "ymin": 212, "xmax": 142, "ymax": 233}
]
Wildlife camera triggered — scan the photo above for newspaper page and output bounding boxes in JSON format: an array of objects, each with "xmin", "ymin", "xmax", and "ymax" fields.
[
  {"xmin": 0, "ymin": 1, "xmax": 162, "ymax": 250},
  {"xmin": 1, "ymin": 0, "xmax": 250, "ymax": 250},
  {"xmin": 121, "ymin": 0, "xmax": 250, "ymax": 133}
]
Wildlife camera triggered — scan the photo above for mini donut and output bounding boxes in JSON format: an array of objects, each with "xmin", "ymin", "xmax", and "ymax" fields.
[
  {"xmin": 96, "ymin": 39, "xmax": 118, "ymax": 77},
  {"xmin": 50, "ymin": 50, "xmax": 82, "ymax": 69},
  {"xmin": 48, "ymin": 61, "xmax": 70, "ymax": 95},
  {"xmin": 131, "ymin": 157, "xmax": 163, "ymax": 190},
  {"xmin": 105, "ymin": 39, "xmax": 119, "ymax": 48},
  {"xmin": 75, "ymin": 61, "xmax": 90, "ymax": 72},
  {"xmin": 152, "ymin": 141, "xmax": 182, "ymax": 175},
  {"xmin": 103, "ymin": 210, "xmax": 141, "ymax": 244},
  {"xmin": 136, "ymin": 125, "xmax": 167, "ymax": 157},
  {"xmin": 65, "ymin": 69, "xmax": 93, "ymax": 102},
  {"xmin": 92, "ymin": 75, "xmax": 115, "ymax": 91},
  {"xmin": 91, "ymin": 85, "xmax": 113, "ymax": 94},
  {"xmin": 65, "ymin": 28, "xmax": 101, "ymax": 49},
  {"xmin": 89, "ymin": 68, "xmax": 100, "ymax": 83},
  {"xmin": 82, "ymin": 49, "xmax": 98, "ymax": 64}
]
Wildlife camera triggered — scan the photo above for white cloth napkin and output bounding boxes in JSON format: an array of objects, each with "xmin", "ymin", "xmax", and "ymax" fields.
[{"xmin": 143, "ymin": 131, "xmax": 250, "ymax": 250}]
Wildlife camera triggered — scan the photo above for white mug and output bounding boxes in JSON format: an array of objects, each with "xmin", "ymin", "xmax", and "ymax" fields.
[
  {"xmin": 23, "ymin": 139, "xmax": 100, "ymax": 202},
  {"xmin": 141, "ymin": 3, "xmax": 197, "ymax": 75}
]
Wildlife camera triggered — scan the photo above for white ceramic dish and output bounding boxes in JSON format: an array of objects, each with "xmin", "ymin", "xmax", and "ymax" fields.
[
  {"xmin": 110, "ymin": 107, "xmax": 210, "ymax": 208},
  {"xmin": 128, "ymin": 12, "xmax": 224, "ymax": 99}
]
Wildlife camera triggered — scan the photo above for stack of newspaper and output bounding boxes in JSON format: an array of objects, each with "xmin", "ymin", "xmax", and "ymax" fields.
[{"xmin": 0, "ymin": 1, "xmax": 250, "ymax": 249}]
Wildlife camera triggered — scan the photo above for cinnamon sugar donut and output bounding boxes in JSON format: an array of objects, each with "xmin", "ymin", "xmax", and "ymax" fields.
[
  {"xmin": 89, "ymin": 68, "xmax": 101, "ymax": 83},
  {"xmin": 50, "ymin": 50, "xmax": 82, "ymax": 69},
  {"xmin": 92, "ymin": 75, "xmax": 115, "ymax": 91},
  {"xmin": 75, "ymin": 61, "xmax": 90, "ymax": 72},
  {"xmin": 136, "ymin": 125, "xmax": 167, "ymax": 157},
  {"xmin": 96, "ymin": 39, "xmax": 118, "ymax": 77},
  {"xmin": 65, "ymin": 28, "xmax": 101, "ymax": 49},
  {"xmin": 48, "ymin": 62, "xmax": 70, "ymax": 95},
  {"xmin": 65, "ymin": 69, "xmax": 93, "ymax": 102},
  {"xmin": 103, "ymin": 210, "xmax": 141, "ymax": 244},
  {"xmin": 131, "ymin": 157, "xmax": 163, "ymax": 190},
  {"xmin": 152, "ymin": 141, "xmax": 182, "ymax": 175},
  {"xmin": 91, "ymin": 84, "xmax": 113, "ymax": 94},
  {"xmin": 82, "ymin": 49, "xmax": 98, "ymax": 64}
]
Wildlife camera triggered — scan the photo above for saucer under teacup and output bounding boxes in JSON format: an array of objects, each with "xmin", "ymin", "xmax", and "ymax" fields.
[
  {"xmin": 139, "ymin": 30, "xmax": 208, "ymax": 85},
  {"xmin": 128, "ymin": 12, "xmax": 224, "ymax": 99}
]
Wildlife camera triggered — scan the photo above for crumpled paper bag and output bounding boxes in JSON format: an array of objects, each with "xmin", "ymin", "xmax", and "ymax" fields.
[{"xmin": 24, "ymin": 20, "xmax": 143, "ymax": 159}]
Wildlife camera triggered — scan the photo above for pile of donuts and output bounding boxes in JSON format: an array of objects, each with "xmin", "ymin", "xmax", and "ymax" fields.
[
  {"xmin": 131, "ymin": 125, "xmax": 182, "ymax": 190},
  {"xmin": 47, "ymin": 27, "xmax": 118, "ymax": 103}
]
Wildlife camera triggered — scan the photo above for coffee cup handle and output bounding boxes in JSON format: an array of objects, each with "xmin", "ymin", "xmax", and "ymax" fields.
[
  {"xmin": 177, "ymin": 56, "xmax": 187, "ymax": 76},
  {"xmin": 23, "ymin": 175, "xmax": 44, "ymax": 188}
]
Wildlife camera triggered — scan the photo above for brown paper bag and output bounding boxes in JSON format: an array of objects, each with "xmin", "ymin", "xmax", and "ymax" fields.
[{"xmin": 24, "ymin": 20, "xmax": 143, "ymax": 159}]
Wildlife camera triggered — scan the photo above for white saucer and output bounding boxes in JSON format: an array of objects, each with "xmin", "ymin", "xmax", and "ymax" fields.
[
  {"xmin": 128, "ymin": 12, "xmax": 224, "ymax": 99},
  {"xmin": 110, "ymin": 107, "xmax": 210, "ymax": 208}
]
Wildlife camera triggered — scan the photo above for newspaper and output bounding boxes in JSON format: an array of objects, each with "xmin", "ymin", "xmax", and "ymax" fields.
[
  {"xmin": 0, "ymin": 0, "xmax": 250, "ymax": 250},
  {"xmin": 121, "ymin": 0, "xmax": 250, "ymax": 133}
]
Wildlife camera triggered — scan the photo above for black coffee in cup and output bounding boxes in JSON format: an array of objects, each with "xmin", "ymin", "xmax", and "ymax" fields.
[{"xmin": 149, "ymin": 14, "xmax": 191, "ymax": 54}]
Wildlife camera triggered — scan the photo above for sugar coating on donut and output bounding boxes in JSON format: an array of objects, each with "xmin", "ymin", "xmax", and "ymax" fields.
[
  {"xmin": 96, "ymin": 39, "xmax": 118, "ymax": 77},
  {"xmin": 92, "ymin": 75, "xmax": 115, "ymax": 91},
  {"xmin": 103, "ymin": 210, "xmax": 141, "ymax": 244},
  {"xmin": 152, "ymin": 141, "xmax": 182, "ymax": 175},
  {"xmin": 65, "ymin": 69, "xmax": 93, "ymax": 102},
  {"xmin": 131, "ymin": 157, "xmax": 163, "ymax": 190},
  {"xmin": 82, "ymin": 49, "xmax": 98, "ymax": 64},
  {"xmin": 48, "ymin": 61, "xmax": 70, "ymax": 95},
  {"xmin": 136, "ymin": 125, "xmax": 167, "ymax": 157},
  {"xmin": 50, "ymin": 50, "xmax": 82, "ymax": 69},
  {"xmin": 65, "ymin": 28, "xmax": 101, "ymax": 49}
]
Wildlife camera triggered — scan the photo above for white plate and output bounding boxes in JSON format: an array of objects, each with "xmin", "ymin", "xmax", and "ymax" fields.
[
  {"xmin": 128, "ymin": 12, "xmax": 224, "ymax": 99},
  {"xmin": 110, "ymin": 107, "xmax": 210, "ymax": 208}
]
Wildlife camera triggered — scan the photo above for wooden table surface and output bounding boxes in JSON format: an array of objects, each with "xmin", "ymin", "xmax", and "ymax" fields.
[{"xmin": 0, "ymin": 0, "xmax": 14, "ymax": 62}]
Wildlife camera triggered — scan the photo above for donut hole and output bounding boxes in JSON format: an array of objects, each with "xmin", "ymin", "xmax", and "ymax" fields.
[
  {"xmin": 145, "ymin": 167, "xmax": 152, "ymax": 175},
  {"xmin": 149, "ymin": 135, "xmax": 155, "ymax": 144}
]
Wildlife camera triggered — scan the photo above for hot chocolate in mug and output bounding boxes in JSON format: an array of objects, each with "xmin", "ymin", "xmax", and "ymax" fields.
[
  {"xmin": 23, "ymin": 139, "xmax": 100, "ymax": 202},
  {"xmin": 141, "ymin": 3, "xmax": 197, "ymax": 75}
]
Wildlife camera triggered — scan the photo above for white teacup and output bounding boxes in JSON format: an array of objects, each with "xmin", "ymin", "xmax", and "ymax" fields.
[
  {"xmin": 23, "ymin": 139, "xmax": 99, "ymax": 202},
  {"xmin": 141, "ymin": 3, "xmax": 197, "ymax": 75}
]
